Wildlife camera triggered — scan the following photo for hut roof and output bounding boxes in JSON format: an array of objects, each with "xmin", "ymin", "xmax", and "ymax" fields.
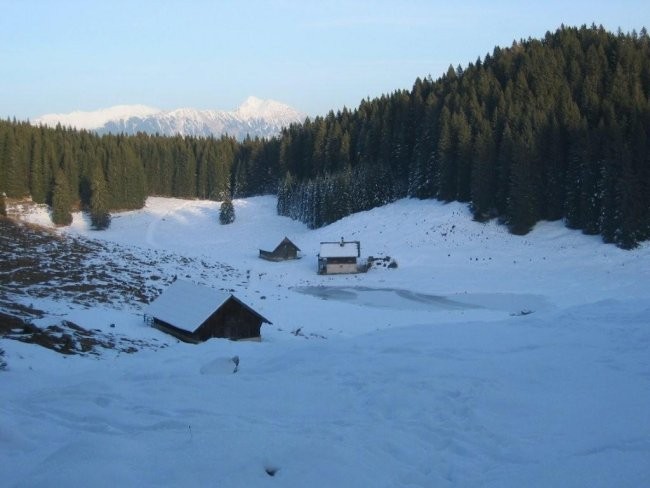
[
  {"xmin": 319, "ymin": 240, "xmax": 360, "ymax": 258},
  {"xmin": 145, "ymin": 280, "xmax": 268, "ymax": 333},
  {"xmin": 259, "ymin": 236, "xmax": 301, "ymax": 253},
  {"xmin": 277, "ymin": 236, "xmax": 300, "ymax": 251}
]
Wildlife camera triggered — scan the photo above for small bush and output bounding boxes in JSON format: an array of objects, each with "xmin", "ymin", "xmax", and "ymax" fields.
[{"xmin": 0, "ymin": 348, "xmax": 7, "ymax": 371}]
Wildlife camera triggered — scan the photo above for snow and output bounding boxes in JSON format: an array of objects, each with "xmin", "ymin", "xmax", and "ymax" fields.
[
  {"xmin": 33, "ymin": 104, "xmax": 162, "ymax": 130},
  {"xmin": 3, "ymin": 196, "xmax": 650, "ymax": 487},
  {"xmin": 319, "ymin": 240, "xmax": 360, "ymax": 258},
  {"xmin": 235, "ymin": 95, "xmax": 304, "ymax": 123}
]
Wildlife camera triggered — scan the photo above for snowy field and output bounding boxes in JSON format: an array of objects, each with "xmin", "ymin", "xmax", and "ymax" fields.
[{"xmin": 2, "ymin": 196, "xmax": 650, "ymax": 487}]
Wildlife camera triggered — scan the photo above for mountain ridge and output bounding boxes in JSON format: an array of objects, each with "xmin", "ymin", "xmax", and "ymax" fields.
[{"xmin": 33, "ymin": 96, "xmax": 305, "ymax": 139}]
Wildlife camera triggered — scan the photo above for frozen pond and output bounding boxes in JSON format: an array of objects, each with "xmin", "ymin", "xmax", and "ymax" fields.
[{"xmin": 292, "ymin": 285, "xmax": 550, "ymax": 314}]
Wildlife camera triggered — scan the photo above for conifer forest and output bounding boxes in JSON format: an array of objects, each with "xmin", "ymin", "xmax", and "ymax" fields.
[{"xmin": 1, "ymin": 26, "xmax": 649, "ymax": 247}]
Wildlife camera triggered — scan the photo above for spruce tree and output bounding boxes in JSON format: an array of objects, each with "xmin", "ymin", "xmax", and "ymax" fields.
[
  {"xmin": 453, "ymin": 111, "xmax": 473, "ymax": 202},
  {"xmin": 1, "ymin": 127, "xmax": 28, "ymax": 198},
  {"xmin": 219, "ymin": 199, "xmax": 235, "ymax": 225},
  {"xmin": 507, "ymin": 122, "xmax": 540, "ymax": 235},
  {"xmin": 51, "ymin": 169, "xmax": 73, "ymax": 226},
  {"xmin": 436, "ymin": 108, "xmax": 456, "ymax": 201},
  {"xmin": 470, "ymin": 121, "xmax": 497, "ymax": 221},
  {"xmin": 29, "ymin": 131, "xmax": 48, "ymax": 203},
  {"xmin": 89, "ymin": 163, "xmax": 111, "ymax": 230}
]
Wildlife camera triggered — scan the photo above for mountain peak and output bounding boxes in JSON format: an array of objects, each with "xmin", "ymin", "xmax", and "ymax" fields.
[
  {"xmin": 34, "ymin": 105, "xmax": 161, "ymax": 131},
  {"xmin": 235, "ymin": 96, "xmax": 300, "ymax": 121},
  {"xmin": 33, "ymin": 98, "xmax": 306, "ymax": 139}
]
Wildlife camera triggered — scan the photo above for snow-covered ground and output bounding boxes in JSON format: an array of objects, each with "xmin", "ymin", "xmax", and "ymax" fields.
[{"xmin": 2, "ymin": 196, "xmax": 650, "ymax": 487}]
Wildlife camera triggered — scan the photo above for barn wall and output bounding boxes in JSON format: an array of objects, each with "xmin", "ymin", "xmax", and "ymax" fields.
[
  {"xmin": 152, "ymin": 319, "xmax": 200, "ymax": 343},
  {"xmin": 325, "ymin": 262, "xmax": 358, "ymax": 274},
  {"xmin": 319, "ymin": 257, "xmax": 358, "ymax": 274},
  {"xmin": 277, "ymin": 242, "xmax": 298, "ymax": 259},
  {"xmin": 195, "ymin": 298, "xmax": 263, "ymax": 341},
  {"xmin": 259, "ymin": 249, "xmax": 279, "ymax": 261},
  {"xmin": 260, "ymin": 242, "xmax": 299, "ymax": 261}
]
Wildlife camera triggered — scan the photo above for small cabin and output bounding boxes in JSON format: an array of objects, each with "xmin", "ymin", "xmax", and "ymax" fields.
[
  {"xmin": 318, "ymin": 238, "xmax": 361, "ymax": 274},
  {"xmin": 259, "ymin": 237, "xmax": 301, "ymax": 261},
  {"xmin": 144, "ymin": 280, "xmax": 271, "ymax": 343}
]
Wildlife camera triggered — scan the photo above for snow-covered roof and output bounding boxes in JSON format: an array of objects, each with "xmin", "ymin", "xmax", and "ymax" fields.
[
  {"xmin": 319, "ymin": 241, "xmax": 360, "ymax": 258},
  {"xmin": 145, "ymin": 280, "xmax": 231, "ymax": 333}
]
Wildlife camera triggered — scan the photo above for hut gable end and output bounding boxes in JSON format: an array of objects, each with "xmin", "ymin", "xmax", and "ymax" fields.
[{"xmin": 259, "ymin": 236, "xmax": 301, "ymax": 261}]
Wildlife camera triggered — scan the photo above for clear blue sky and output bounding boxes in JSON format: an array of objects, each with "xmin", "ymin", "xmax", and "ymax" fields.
[{"xmin": 1, "ymin": 0, "xmax": 647, "ymax": 119}]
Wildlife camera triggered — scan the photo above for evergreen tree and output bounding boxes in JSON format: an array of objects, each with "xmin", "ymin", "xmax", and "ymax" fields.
[
  {"xmin": 507, "ymin": 121, "xmax": 540, "ymax": 235},
  {"xmin": 470, "ymin": 120, "xmax": 497, "ymax": 220},
  {"xmin": 51, "ymin": 169, "xmax": 73, "ymax": 226},
  {"xmin": 29, "ymin": 131, "xmax": 48, "ymax": 203},
  {"xmin": 436, "ymin": 108, "xmax": 456, "ymax": 201},
  {"xmin": 1, "ymin": 126, "xmax": 29, "ymax": 198},
  {"xmin": 219, "ymin": 199, "xmax": 235, "ymax": 225},
  {"xmin": 89, "ymin": 163, "xmax": 111, "ymax": 230},
  {"xmin": 172, "ymin": 137, "xmax": 197, "ymax": 198},
  {"xmin": 453, "ymin": 111, "xmax": 473, "ymax": 202}
]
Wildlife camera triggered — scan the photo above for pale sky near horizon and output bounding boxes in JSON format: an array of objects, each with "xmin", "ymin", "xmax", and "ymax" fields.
[{"xmin": 1, "ymin": 0, "xmax": 647, "ymax": 120}]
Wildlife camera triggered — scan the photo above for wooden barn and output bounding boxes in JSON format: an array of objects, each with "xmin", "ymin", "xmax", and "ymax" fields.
[
  {"xmin": 318, "ymin": 238, "xmax": 361, "ymax": 274},
  {"xmin": 145, "ymin": 280, "xmax": 271, "ymax": 343},
  {"xmin": 259, "ymin": 236, "xmax": 301, "ymax": 261}
]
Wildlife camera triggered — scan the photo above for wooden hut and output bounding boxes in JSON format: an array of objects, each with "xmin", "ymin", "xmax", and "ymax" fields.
[
  {"xmin": 145, "ymin": 280, "xmax": 271, "ymax": 343},
  {"xmin": 259, "ymin": 236, "xmax": 301, "ymax": 261},
  {"xmin": 318, "ymin": 238, "xmax": 361, "ymax": 274}
]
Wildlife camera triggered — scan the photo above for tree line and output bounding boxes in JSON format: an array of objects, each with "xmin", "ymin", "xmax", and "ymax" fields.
[
  {"xmin": 0, "ymin": 122, "xmax": 276, "ymax": 228},
  {"xmin": 0, "ymin": 25, "xmax": 648, "ymax": 247}
]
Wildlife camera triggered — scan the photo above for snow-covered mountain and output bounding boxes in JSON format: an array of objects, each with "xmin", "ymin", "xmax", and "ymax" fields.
[
  {"xmin": 33, "ymin": 104, "xmax": 161, "ymax": 132},
  {"xmin": 33, "ymin": 96, "xmax": 306, "ymax": 139}
]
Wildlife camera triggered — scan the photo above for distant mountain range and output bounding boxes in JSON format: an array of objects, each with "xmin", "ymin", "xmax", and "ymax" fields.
[{"xmin": 33, "ymin": 96, "xmax": 306, "ymax": 139}]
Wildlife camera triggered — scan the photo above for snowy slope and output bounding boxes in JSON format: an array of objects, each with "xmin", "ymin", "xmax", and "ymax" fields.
[
  {"xmin": 2, "ymin": 197, "xmax": 650, "ymax": 487},
  {"xmin": 33, "ymin": 96, "xmax": 306, "ymax": 139}
]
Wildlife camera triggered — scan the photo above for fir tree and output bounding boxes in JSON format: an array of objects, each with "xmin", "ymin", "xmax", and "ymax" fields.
[
  {"xmin": 29, "ymin": 131, "xmax": 48, "ymax": 204},
  {"xmin": 89, "ymin": 163, "xmax": 111, "ymax": 230},
  {"xmin": 470, "ymin": 120, "xmax": 497, "ymax": 221},
  {"xmin": 219, "ymin": 199, "xmax": 235, "ymax": 225},
  {"xmin": 51, "ymin": 169, "xmax": 73, "ymax": 226}
]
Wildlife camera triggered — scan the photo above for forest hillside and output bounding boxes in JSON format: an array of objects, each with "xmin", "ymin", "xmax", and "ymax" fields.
[{"xmin": 1, "ymin": 25, "xmax": 648, "ymax": 246}]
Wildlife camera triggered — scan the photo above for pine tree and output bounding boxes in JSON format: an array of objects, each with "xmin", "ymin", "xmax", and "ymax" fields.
[
  {"xmin": 507, "ymin": 121, "xmax": 540, "ymax": 235},
  {"xmin": 470, "ymin": 121, "xmax": 497, "ymax": 220},
  {"xmin": 1, "ymin": 127, "xmax": 29, "ymax": 198},
  {"xmin": 453, "ymin": 111, "xmax": 473, "ymax": 202},
  {"xmin": 28, "ymin": 131, "xmax": 48, "ymax": 203},
  {"xmin": 0, "ymin": 192, "xmax": 6, "ymax": 217},
  {"xmin": 172, "ymin": 137, "xmax": 197, "ymax": 198},
  {"xmin": 89, "ymin": 163, "xmax": 111, "ymax": 230},
  {"xmin": 219, "ymin": 199, "xmax": 235, "ymax": 225},
  {"xmin": 51, "ymin": 169, "xmax": 73, "ymax": 226},
  {"xmin": 436, "ymin": 108, "xmax": 456, "ymax": 201},
  {"xmin": 495, "ymin": 123, "xmax": 514, "ymax": 215}
]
